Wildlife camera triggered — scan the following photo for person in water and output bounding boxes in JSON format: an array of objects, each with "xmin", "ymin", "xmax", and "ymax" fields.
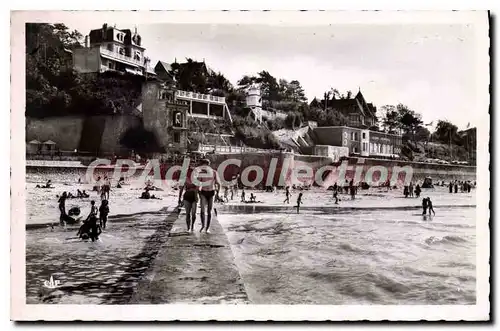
[
  {"xmin": 283, "ymin": 186, "xmax": 290, "ymax": 204},
  {"xmin": 140, "ymin": 188, "xmax": 151, "ymax": 199},
  {"xmin": 58, "ymin": 192, "xmax": 68, "ymax": 225},
  {"xmin": 422, "ymin": 197, "xmax": 428, "ymax": 215},
  {"xmin": 196, "ymin": 159, "xmax": 221, "ymax": 233},
  {"xmin": 87, "ymin": 200, "xmax": 101, "ymax": 241},
  {"xmin": 295, "ymin": 192, "xmax": 303, "ymax": 214},
  {"xmin": 427, "ymin": 197, "xmax": 436, "ymax": 216},
  {"xmin": 99, "ymin": 200, "xmax": 110, "ymax": 230},
  {"xmin": 178, "ymin": 166, "xmax": 199, "ymax": 232}
]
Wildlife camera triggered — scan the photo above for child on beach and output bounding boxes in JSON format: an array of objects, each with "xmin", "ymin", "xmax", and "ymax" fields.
[
  {"xmin": 295, "ymin": 192, "xmax": 303, "ymax": 214},
  {"xmin": 99, "ymin": 200, "xmax": 110, "ymax": 230}
]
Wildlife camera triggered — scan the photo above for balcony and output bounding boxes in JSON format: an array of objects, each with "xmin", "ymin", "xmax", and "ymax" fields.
[
  {"xmin": 175, "ymin": 90, "xmax": 226, "ymax": 104},
  {"xmin": 100, "ymin": 48, "xmax": 145, "ymax": 68}
]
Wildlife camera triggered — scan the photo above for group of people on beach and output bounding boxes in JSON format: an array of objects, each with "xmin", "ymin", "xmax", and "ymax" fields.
[
  {"xmin": 404, "ymin": 182, "xmax": 422, "ymax": 198},
  {"xmin": 448, "ymin": 180, "xmax": 474, "ymax": 194}
]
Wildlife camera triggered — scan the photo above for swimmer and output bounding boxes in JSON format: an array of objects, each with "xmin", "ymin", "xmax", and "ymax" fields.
[
  {"xmin": 197, "ymin": 159, "xmax": 221, "ymax": 233},
  {"xmin": 178, "ymin": 166, "xmax": 199, "ymax": 232}
]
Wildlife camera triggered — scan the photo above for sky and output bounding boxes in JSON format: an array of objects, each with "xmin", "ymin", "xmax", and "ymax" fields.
[{"xmin": 66, "ymin": 20, "xmax": 485, "ymax": 130}]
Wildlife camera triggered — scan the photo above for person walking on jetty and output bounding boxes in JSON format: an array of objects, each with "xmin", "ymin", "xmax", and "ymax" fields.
[
  {"xmin": 295, "ymin": 192, "xmax": 303, "ymax": 214},
  {"xmin": 427, "ymin": 197, "xmax": 436, "ymax": 216},
  {"xmin": 284, "ymin": 186, "xmax": 291, "ymax": 204},
  {"xmin": 58, "ymin": 192, "xmax": 68, "ymax": 225},
  {"xmin": 196, "ymin": 159, "xmax": 221, "ymax": 233},
  {"xmin": 178, "ymin": 166, "xmax": 199, "ymax": 232},
  {"xmin": 99, "ymin": 200, "xmax": 110, "ymax": 230}
]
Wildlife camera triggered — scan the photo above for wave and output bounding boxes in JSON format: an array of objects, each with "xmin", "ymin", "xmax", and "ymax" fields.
[{"xmin": 425, "ymin": 235, "xmax": 468, "ymax": 245}]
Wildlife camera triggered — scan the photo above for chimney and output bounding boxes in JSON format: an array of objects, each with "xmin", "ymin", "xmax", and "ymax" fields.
[
  {"xmin": 102, "ymin": 23, "xmax": 107, "ymax": 39},
  {"xmin": 84, "ymin": 35, "xmax": 89, "ymax": 48}
]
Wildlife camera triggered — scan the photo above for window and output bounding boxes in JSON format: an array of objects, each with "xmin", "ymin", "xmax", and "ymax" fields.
[
  {"xmin": 119, "ymin": 47, "xmax": 125, "ymax": 55},
  {"xmin": 362, "ymin": 132, "xmax": 366, "ymax": 139},
  {"xmin": 354, "ymin": 132, "xmax": 358, "ymax": 141},
  {"xmin": 173, "ymin": 132, "xmax": 180, "ymax": 143},
  {"xmin": 351, "ymin": 132, "xmax": 355, "ymax": 140},
  {"xmin": 107, "ymin": 44, "xmax": 113, "ymax": 51}
]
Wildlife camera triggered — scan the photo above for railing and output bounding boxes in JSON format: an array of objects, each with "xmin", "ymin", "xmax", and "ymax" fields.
[
  {"xmin": 176, "ymin": 90, "xmax": 226, "ymax": 103},
  {"xmin": 198, "ymin": 144, "xmax": 283, "ymax": 154},
  {"xmin": 100, "ymin": 48, "xmax": 145, "ymax": 67}
]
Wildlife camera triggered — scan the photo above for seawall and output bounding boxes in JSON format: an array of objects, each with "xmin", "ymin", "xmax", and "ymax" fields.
[{"xmin": 129, "ymin": 212, "xmax": 249, "ymax": 304}]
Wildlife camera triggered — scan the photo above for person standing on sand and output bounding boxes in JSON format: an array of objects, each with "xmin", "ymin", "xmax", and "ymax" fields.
[
  {"xmin": 333, "ymin": 190, "xmax": 339, "ymax": 204},
  {"xmin": 196, "ymin": 159, "xmax": 221, "ymax": 233},
  {"xmin": 415, "ymin": 184, "xmax": 421, "ymax": 198},
  {"xmin": 284, "ymin": 186, "xmax": 291, "ymax": 204},
  {"xmin": 295, "ymin": 192, "xmax": 303, "ymax": 214},
  {"xmin": 241, "ymin": 189, "xmax": 246, "ymax": 203},
  {"xmin": 449, "ymin": 181, "xmax": 453, "ymax": 194},
  {"xmin": 178, "ymin": 166, "xmax": 199, "ymax": 232}
]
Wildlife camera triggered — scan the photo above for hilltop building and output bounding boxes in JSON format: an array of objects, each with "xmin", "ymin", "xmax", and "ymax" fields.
[
  {"xmin": 329, "ymin": 90, "xmax": 378, "ymax": 129},
  {"xmin": 73, "ymin": 23, "xmax": 156, "ymax": 76}
]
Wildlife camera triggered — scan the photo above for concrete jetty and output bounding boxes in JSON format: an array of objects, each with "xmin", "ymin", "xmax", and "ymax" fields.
[{"xmin": 130, "ymin": 211, "xmax": 249, "ymax": 304}]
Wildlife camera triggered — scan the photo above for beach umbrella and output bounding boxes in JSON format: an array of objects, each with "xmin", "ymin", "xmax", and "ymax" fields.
[
  {"xmin": 43, "ymin": 140, "xmax": 57, "ymax": 145},
  {"xmin": 28, "ymin": 139, "xmax": 41, "ymax": 144}
]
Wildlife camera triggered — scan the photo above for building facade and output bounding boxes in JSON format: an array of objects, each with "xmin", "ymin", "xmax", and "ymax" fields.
[
  {"xmin": 73, "ymin": 23, "xmax": 155, "ymax": 76},
  {"xmin": 313, "ymin": 126, "xmax": 402, "ymax": 158},
  {"xmin": 328, "ymin": 91, "xmax": 377, "ymax": 129},
  {"xmin": 141, "ymin": 82, "xmax": 190, "ymax": 153}
]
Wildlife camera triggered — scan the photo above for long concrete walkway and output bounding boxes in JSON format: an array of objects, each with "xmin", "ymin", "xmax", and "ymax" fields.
[{"xmin": 129, "ymin": 210, "xmax": 249, "ymax": 304}]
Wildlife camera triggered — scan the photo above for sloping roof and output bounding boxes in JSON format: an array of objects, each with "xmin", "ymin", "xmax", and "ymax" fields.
[{"xmin": 156, "ymin": 61, "xmax": 172, "ymax": 73}]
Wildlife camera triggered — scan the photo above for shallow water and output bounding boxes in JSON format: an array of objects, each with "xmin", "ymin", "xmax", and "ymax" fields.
[
  {"xmin": 218, "ymin": 207, "xmax": 476, "ymax": 304},
  {"xmin": 26, "ymin": 213, "xmax": 175, "ymax": 304}
]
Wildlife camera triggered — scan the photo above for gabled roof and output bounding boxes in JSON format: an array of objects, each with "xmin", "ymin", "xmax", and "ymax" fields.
[{"xmin": 156, "ymin": 60, "xmax": 172, "ymax": 73}]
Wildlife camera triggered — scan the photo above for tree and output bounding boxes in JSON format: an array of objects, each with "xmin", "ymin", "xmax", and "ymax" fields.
[
  {"xmin": 207, "ymin": 71, "xmax": 233, "ymax": 96},
  {"xmin": 396, "ymin": 104, "xmax": 424, "ymax": 145},
  {"xmin": 433, "ymin": 120, "xmax": 459, "ymax": 145},
  {"xmin": 415, "ymin": 126, "xmax": 431, "ymax": 142},
  {"xmin": 256, "ymin": 71, "xmax": 280, "ymax": 101},
  {"xmin": 237, "ymin": 75, "xmax": 258, "ymax": 90},
  {"xmin": 380, "ymin": 105, "xmax": 401, "ymax": 133},
  {"xmin": 287, "ymin": 80, "xmax": 307, "ymax": 102},
  {"xmin": 52, "ymin": 24, "xmax": 83, "ymax": 48}
]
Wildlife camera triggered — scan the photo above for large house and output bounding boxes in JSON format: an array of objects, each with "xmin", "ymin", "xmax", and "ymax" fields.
[
  {"xmin": 73, "ymin": 23, "xmax": 156, "ymax": 76},
  {"xmin": 329, "ymin": 90, "xmax": 378, "ymax": 129}
]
